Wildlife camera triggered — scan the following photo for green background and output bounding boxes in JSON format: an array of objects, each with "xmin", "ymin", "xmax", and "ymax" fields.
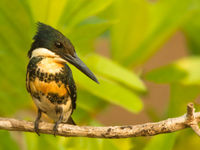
[{"xmin": 0, "ymin": 0, "xmax": 200, "ymax": 149}]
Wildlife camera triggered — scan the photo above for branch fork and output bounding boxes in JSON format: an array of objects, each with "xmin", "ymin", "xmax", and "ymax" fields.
[{"xmin": 186, "ymin": 103, "xmax": 200, "ymax": 136}]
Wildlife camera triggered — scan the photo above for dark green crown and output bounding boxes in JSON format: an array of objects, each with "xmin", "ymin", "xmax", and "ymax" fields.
[
  {"xmin": 34, "ymin": 22, "xmax": 65, "ymax": 42},
  {"xmin": 28, "ymin": 22, "xmax": 74, "ymax": 58}
]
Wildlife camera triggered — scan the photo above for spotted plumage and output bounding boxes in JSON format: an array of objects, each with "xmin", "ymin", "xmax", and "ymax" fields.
[
  {"xmin": 26, "ymin": 55, "xmax": 76, "ymax": 123},
  {"xmin": 26, "ymin": 23, "xmax": 98, "ymax": 136}
]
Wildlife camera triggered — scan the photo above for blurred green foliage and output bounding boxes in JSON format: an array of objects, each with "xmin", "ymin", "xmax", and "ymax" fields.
[{"xmin": 0, "ymin": 0, "xmax": 200, "ymax": 149}]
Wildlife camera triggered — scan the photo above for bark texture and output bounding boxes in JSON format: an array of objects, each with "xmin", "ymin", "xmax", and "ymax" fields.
[{"xmin": 0, "ymin": 103, "xmax": 199, "ymax": 138}]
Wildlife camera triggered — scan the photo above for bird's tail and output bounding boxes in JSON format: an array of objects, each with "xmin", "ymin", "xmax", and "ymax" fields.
[{"xmin": 65, "ymin": 117, "xmax": 76, "ymax": 125}]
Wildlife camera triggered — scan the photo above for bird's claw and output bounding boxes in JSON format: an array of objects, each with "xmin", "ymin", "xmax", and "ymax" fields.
[
  {"xmin": 34, "ymin": 124, "xmax": 40, "ymax": 136},
  {"xmin": 34, "ymin": 109, "xmax": 42, "ymax": 136},
  {"xmin": 53, "ymin": 124, "xmax": 58, "ymax": 136}
]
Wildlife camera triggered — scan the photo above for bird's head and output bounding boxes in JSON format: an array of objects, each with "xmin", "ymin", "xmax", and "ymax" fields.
[{"xmin": 28, "ymin": 22, "xmax": 99, "ymax": 83}]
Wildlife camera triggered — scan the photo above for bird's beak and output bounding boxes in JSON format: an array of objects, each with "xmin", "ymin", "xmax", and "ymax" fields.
[{"xmin": 64, "ymin": 53, "xmax": 99, "ymax": 83}]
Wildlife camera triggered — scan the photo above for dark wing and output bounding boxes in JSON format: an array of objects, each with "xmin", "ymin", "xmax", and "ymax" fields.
[
  {"xmin": 26, "ymin": 71, "xmax": 30, "ymax": 93},
  {"xmin": 65, "ymin": 64, "xmax": 77, "ymax": 111},
  {"xmin": 26, "ymin": 57, "xmax": 42, "ymax": 93}
]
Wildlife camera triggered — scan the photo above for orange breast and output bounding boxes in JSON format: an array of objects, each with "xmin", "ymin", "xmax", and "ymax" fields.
[{"xmin": 30, "ymin": 78, "xmax": 68, "ymax": 96}]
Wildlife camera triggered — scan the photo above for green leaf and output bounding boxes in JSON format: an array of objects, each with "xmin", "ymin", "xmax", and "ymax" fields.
[
  {"xmin": 144, "ymin": 133, "xmax": 177, "ymax": 150},
  {"xmin": 72, "ymin": 106, "xmax": 93, "ymax": 123},
  {"xmin": 0, "ymin": 0, "xmax": 33, "ymax": 115},
  {"xmin": 110, "ymin": 0, "xmax": 198, "ymax": 66},
  {"xmin": 65, "ymin": 20, "xmax": 114, "ymax": 55},
  {"xmin": 110, "ymin": 139, "xmax": 132, "ymax": 150},
  {"xmin": 124, "ymin": 0, "xmax": 198, "ymax": 66},
  {"xmin": 182, "ymin": 1, "xmax": 200, "ymax": 55},
  {"xmin": 168, "ymin": 84, "xmax": 200, "ymax": 117},
  {"xmin": 72, "ymin": 67, "xmax": 143, "ymax": 113},
  {"xmin": 145, "ymin": 57, "xmax": 200, "ymax": 85},
  {"xmin": 60, "ymin": 0, "xmax": 113, "ymax": 30},
  {"xmin": 65, "ymin": 137, "xmax": 101, "ymax": 150},
  {"xmin": 102, "ymin": 140, "xmax": 119, "ymax": 150},
  {"xmin": 24, "ymin": 132, "xmax": 38, "ymax": 150},
  {"xmin": 77, "ymin": 90, "xmax": 107, "ymax": 113},
  {"xmin": 166, "ymin": 83, "xmax": 200, "ymax": 149},
  {"xmin": 0, "ymin": 0, "xmax": 33, "ymax": 44},
  {"xmin": 0, "ymin": 131, "xmax": 20, "ymax": 150},
  {"xmin": 145, "ymin": 63, "xmax": 187, "ymax": 84},
  {"xmin": 83, "ymin": 54, "xmax": 146, "ymax": 91},
  {"xmin": 111, "ymin": 0, "xmax": 149, "ymax": 62},
  {"xmin": 25, "ymin": 133, "xmax": 67, "ymax": 150},
  {"xmin": 172, "ymin": 130, "xmax": 200, "ymax": 150},
  {"xmin": 28, "ymin": 0, "xmax": 68, "ymax": 26},
  {"xmin": 183, "ymin": 13, "xmax": 200, "ymax": 55},
  {"xmin": 58, "ymin": 0, "xmax": 86, "ymax": 25}
]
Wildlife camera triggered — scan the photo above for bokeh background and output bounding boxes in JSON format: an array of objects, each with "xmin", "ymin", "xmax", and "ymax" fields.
[{"xmin": 0, "ymin": 0, "xmax": 200, "ymax": 149}]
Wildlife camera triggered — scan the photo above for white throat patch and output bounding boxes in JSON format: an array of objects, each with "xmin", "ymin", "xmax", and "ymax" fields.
[
  {"xmin": 31, "ymin": 48, "xmax": 58, "ymax": 58},
  {"xmin": 31, "ymin": 48, "xmax": 67, "ymax": 63}
]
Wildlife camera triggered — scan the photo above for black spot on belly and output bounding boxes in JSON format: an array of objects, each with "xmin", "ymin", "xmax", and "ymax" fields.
[
  {"xmin": 48, "ymin": 74, "xmax": 53, "ymax": 80},
  {"xmin": 32, "ymin": 92, "xmax": 41, "ymax": 101},
  {"xmin": 55, "ymin": 106, "xmax": 63, "ymax": 114},
  {"xmin": 32, "ymin": 68, "xmax": 68, "ymax": 84},
  {"xmin": 40, "ymin": 92, "xmax": 45, "ymax": 96},
  {"xmin": 44, "ymin": 73, "xmax": 48, "ymax": 78},
  {"xmin": 27, "ymin": 57, "xmax": 69, "ymax": 86},
  {"xmin": 47, "ymin": 93, "xmax": 67, "ymax": 104}
]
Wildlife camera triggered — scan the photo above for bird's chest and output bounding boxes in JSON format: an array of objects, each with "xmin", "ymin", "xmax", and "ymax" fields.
[
  {"xmin": 37, "ymin": 58, "xmax": 64, "ymax": 74},
  {"xmin": 27, "ymin": 57, "xmax": 67, "ymax": 84},
  {"xmin": 27, "ymin": 57, "xmax": 68, "ymax": 92},
  {"xmin": 26, "ymin": 57, "xmax": 71, "ymax": 118}
]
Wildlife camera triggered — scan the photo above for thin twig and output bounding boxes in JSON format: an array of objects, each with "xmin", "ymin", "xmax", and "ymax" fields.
[{"xmin": 0, "ymin": 103, "xmax": 199, "ymax": 138}]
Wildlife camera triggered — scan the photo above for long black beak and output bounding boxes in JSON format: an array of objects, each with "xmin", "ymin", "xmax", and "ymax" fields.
[{"xmin": 64, "ymin": 53, "xmax": 99, "ymax": 83}]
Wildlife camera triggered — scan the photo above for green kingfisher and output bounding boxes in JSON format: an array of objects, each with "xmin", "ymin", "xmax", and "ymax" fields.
[{"xmin": 26, "ymin": 22, "xmax": 99, "ymax": 135}]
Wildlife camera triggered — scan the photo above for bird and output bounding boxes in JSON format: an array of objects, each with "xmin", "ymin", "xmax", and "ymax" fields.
[{"xmin": 26, "ymin": 22, "xmax": 99, "ymax": 136}]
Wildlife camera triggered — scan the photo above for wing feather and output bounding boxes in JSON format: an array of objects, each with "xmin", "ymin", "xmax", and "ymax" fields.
[{"xmin": 65, "ymin": 64, "xmax": 77, "ymax": 111}]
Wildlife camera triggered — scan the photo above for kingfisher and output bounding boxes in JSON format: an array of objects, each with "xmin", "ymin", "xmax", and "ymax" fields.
[{"xmin": 26, "ymin": 22, "xmax": 99, "ymax": 135}]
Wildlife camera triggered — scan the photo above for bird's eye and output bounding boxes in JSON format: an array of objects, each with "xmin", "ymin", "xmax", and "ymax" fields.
[{"xmin": 55, "ymin": 42, "xmax": 63, "ymax": 48}]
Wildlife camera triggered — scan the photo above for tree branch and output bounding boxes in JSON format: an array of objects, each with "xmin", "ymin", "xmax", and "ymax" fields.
[
  {"xmin": 0, "ymin": 103, "xmax": 200, "ymax": 138},
  {"xmin": 186, "ymin": 103, "xmax": 200, "ymax": 136}
]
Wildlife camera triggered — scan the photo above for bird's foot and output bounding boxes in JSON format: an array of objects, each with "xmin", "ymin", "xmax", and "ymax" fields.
[
  {"xmin": 53, "ymin": 123, "xmax": 59, "ymax": 136},
  {"xmin": 34, "ymin": 109, "xmax": 42, "ymax": 136},
  {"xmin": 34, "ymin": 120, "xmax": 40, "ymax": 136}
]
